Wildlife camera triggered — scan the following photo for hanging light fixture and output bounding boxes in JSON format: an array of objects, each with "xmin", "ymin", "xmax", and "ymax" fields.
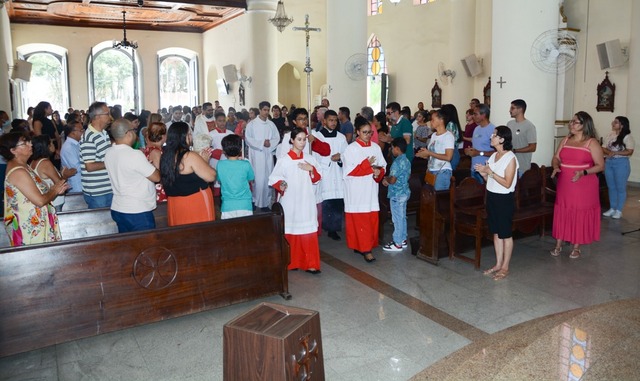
[
  {"xmin": 113, "ymin": 10, "xmax": 138, "ymax": 49},
  {"xmin": 269, "ymin": 1, "xmax": 293, "ymax": 33}
]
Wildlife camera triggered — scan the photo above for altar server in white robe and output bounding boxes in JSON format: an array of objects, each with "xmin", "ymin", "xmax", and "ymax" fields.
[
  {"xmin": 193, "ymin": 102, "xmax": 216, "ymax": 138},
  {"xmin": 343, "ymin": 116, "xmax": 387, "ymax": 263},
  {"xmin": 314, "ymin": 109, "xmax": 348, "ymax": 240},
  {"xmin": 269, "ymin": 127, "xmax": 322, "ymax": 274},
  {"xmin": 276, "ymin": 108, "xmax": 330, "ymax": 234},
  {"xmin": 245, "ymin": 101, "xmax": 280, "ymax": 211}
]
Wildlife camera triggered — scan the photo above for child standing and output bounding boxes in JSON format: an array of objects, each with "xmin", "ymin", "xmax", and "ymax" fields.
[
  {"xmin": 268, "ymin": 127, "xmax": 323, "ymax": 274},
  {"xmin": 216, "ymin": 134, "xmax": 255, "ymax": 219},
  {"xmin": 382, "ymin": 137, "xmax": 411, "ymax": 252}
]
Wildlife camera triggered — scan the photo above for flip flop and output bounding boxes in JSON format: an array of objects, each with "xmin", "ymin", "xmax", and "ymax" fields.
[{"xmin": 493, "ymin": 271, "xmax": 509, "ymax": 281}]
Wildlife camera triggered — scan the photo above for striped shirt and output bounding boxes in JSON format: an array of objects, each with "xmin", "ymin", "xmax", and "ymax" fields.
[{"xmin": 80, "ymin": 124, "xmax": 112, "ymax": 196}]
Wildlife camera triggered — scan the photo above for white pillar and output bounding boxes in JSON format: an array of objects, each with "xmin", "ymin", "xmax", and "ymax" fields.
[
  {"xmin": 491, "ymin": 0, "xmax": 559, "ymax": 166},
  {"xmin": 245, "ymin": 0, "xmax": 279, "ymax": 106},
  {"xmin": 325, "ymin": 0, "xmax": 366, "ymax": 115},
  {"xmin": 0, "ymin": 7, "xmax": 13, "ymax": 117},
  {"xmin": 627, "ymin": 1, "xmax": 640, "ymax": 182}
]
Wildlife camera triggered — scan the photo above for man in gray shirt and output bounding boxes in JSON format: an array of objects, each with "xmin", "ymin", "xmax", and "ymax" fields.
[{"xmin": 507, "ymin": 99, "xmax": 537, "ymax": 176}]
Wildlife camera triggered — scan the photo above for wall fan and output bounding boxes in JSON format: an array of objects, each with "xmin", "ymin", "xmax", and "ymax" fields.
[
  {"xmin": 438, "ymin": 62, "xmax": 456, "ymax": 85},
  {"xmin": 530, "ymin": 29, "xmax": 578, "ymax": 74},
  {"xmin": 344, "ymin": 54, "xmax": 367, "ymax": 81}
]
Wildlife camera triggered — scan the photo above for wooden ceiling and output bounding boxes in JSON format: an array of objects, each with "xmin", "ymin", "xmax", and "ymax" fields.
[{"xmin": 6, "ymin": 0, "xmax": 248, "ymax": 33}]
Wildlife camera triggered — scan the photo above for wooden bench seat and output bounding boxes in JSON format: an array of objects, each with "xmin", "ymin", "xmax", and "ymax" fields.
[
  {"xmin": 449, "ymin": 166, "xmax": 554, "ymax": 269},
  {"xmin": 0, "ymin": 209, "xmax": 290, "ymax": 357}
]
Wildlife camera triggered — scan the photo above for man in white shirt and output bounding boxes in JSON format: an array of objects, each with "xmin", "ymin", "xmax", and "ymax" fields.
[{"xmin": 105, "ymin": 118, "xmax": 160, "ymax": 233}]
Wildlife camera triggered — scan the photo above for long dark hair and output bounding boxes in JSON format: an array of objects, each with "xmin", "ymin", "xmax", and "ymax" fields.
[
  {"xmin": 30, "ymin": 135, "xmax": 53, "ymax": 161},
  {"xmin": 612, "ymin": 116, "xmax": 630, "ymax": 149},
  {"xmin": 441, "ymin": 104, "xmax": 463, "ymax": 143},
  {"xmin": 160, "ymin": 122, "xmax": 191, "ymax": 188},
  {"xmin": 374, "ymin": 112, "xmax": 388, "ymax": 134},
  {"xmin": 33, "ymin": 101, "xmax": 51, "ymax": 121}
]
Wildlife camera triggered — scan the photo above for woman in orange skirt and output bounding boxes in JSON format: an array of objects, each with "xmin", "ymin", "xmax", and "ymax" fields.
[{"xmin": 160, "ymin": 122, "xmax": 217, "ymax": 226}]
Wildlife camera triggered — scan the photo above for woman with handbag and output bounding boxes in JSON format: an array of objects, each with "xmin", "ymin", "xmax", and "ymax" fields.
[{"xmin": 416, "ymin": 109, "xmax": 454, "ymax": 190}]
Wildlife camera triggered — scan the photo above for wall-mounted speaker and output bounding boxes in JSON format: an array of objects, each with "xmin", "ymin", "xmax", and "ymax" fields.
[
  {"xmin": 596, "ymin": 39, "xmax": 626, "ymax": 70},
  {"xmin": 461, "ymin": 54, "xmax": 483, "ymax": 77},
  {"xmin": 222, "ymin": 64, "xmax": 238, "ymax": 83},
  {"xmin": 11, "ymin": 60, "xmax": 32, "ymax": 81}
]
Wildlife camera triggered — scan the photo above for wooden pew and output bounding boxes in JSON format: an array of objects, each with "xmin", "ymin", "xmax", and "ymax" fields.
[
  {"xmin": 0, "ymin": 203, "xmax": 168, "ymax": 247},
  {"xmin": 449, "ymin": 166, "xmax": 555, "ymax": 269},
  {"xmin": 0, "ymin": 211, "xmax": 290, "ymax": 358},
  {"xmin": 61, "ymin": 192, "xmax": 89, "ymax": 211}
]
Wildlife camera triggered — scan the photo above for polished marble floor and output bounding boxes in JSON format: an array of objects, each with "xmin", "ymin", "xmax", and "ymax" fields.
[{"xmin": 1, "ymin": 187, "xmax": 639, "ymax": 381}]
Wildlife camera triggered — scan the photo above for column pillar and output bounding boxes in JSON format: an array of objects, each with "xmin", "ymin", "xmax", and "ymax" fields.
[
  {"xmin": 245, "ymin": 0, "xmax": 279, "ymax": 106},
  {"xmin": 627, "ymin": 1, "xmax": 640, "ymax": 181},
  {"xmin": 0, "ymin": 6, "xmax": 13, "ymax": 117},
  {"xmin": 491, "ymin": 0, "xmax": 559, "ymax": 166},
  {"xmin": 326, "ymin": 0, "xmax": 366, "ymax": 114}
]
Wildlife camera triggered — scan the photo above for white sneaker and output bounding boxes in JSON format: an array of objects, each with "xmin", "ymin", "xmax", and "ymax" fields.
[
  {"xmin": 383, "ymin": 242, "xmax": 403, "ymax": 252},
  {"xmin": 401, "ymin": 240, "xmax": 408, "ymax": 248},
  {"xmin": 602, "ymin": 208, "xmax": 615, "ymax": 217},
  {"xmin": 611, "ymin": 210, "xmax": 622, "ymax": 219}
]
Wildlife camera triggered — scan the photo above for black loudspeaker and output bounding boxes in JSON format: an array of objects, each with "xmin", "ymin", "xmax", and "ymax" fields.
[
  {"xmin": 596, "ymin": 39, "xmax": 625, "ymax": 70},
  {"xmin": 223, "ymin": 64, "xmax": 238, "ymax": 83},
  {"xmin": 11, "ymin": 60, "xmax": 32, "ymax": 81}
]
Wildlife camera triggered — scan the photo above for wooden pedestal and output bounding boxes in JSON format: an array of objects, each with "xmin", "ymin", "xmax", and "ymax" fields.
[{"xmin": 223, "ymin": 303, "xmax": 324, "ymax": 381}]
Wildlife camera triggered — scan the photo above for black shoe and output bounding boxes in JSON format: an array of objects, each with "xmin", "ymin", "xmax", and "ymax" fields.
[
  {"xmin": 363, "ymin": 252, "xmax": 376, "ymax": 263},
  {"xmin": 290, "ymin": 268, "xmax": 299, "ymax": 271},
  {"xmin": 305, "ymin": 269, "xmax": 322, "ymax": 274},
  {"xmin": 354, "ymin": 249, "xmax": 363, "ymax": 255},
  {"xmin": 328, "ymin": 231, "xmax": 341, "ymax": 241}
]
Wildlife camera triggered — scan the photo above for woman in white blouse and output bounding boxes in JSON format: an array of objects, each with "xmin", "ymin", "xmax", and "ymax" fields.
[{"xmin": 474, "ymin": 126, "xmax": 519, "ymax": 280}]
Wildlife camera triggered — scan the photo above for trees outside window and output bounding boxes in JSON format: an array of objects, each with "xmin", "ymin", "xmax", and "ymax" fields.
[
  {"xmin": 158, "ymin": 48, "xmax": 199, "ymax": 109},
  {"xmin": 89, "ymin": 42, "xmax": 141, "ymax": 113}
]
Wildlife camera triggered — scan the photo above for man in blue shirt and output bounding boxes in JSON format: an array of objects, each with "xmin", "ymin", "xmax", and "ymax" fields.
[
  {"xmin": 465, "ymin": 104, "xmax": 495, "ymax": 184},
  {"xmin": 60, "ymin": 121, "xmax": 84, "ymax": 193}
]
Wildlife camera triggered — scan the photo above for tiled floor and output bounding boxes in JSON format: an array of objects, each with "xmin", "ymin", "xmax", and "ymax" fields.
[{"xmin": 2, "ymin": 186, "xmax": 639, "ymax": 380}]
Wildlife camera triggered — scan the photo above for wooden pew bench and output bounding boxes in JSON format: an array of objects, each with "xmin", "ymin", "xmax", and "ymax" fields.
[
  {"xmin": 449, "ymin": 166, "xmax": 554, "ymax": 269},
  {"xmin": 415, "ymin": 181, "xmax": 452, "ymax": 264},
  {"xmin": 0, "ymin": 210, "xmax": 290, "ymax": 358}
]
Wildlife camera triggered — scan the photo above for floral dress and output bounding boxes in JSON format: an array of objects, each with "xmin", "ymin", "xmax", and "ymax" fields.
[{"xmin": 4, "ymin": 166, "xmax": 61, "ymax": 246}]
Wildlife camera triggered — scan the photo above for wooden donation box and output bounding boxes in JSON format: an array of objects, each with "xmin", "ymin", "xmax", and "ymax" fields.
[{"xmin": 223, "ymin": 303, "xmax": 324, "ymax": 381}]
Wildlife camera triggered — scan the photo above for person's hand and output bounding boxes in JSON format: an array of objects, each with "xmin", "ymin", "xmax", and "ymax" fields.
[
  {"xmin": 373, "ymin": 168, "xmax": 381, "ymax": 178},
  {"xmin": 61, "ymin": 167, "xmax": 77, "ymax": 179},
  {"xmin": 331, "ymin": 153, "xmax": 341, "ymax": 162},
  {"xmin": 298, "ymin": 161, "xmax": 313, "ymax": 172},
  {"xmin": 382, "ymin": 178, "xmax": 389, "ymax": 187},
  {"xmin": 307, "ymin": 134, "xmax": 316, "ymax": 143},
  {"xmin": 199, "ymin": 147, "xmax": 212, "ymax": 161},
  {"xmin": 416, "ymin": 148, "xmax": 430, "ymax": 159},
  {"xmin": 466, "ymin": 148, "xmax": 479, "ymax": 157},
  {"xmin": 280, "ymin": 181, "xmax": 288, "ymax": 193},
  {"xmin": 571, "ymin": 170, "xmax": 583, "ymax": 183},
  {"xmin": 54, "ymin": 179, "xmax": 69, "ymax": 195},
  {"xmin": 551, "ymin": 167, "xmax": 561, "ymax": 178},
  {"xmin": 368, "ymin": 156, "xmax": 377, "ymax": 165},
  {"xmin": 474, "ymin": 163, "xmax": 488, "ymax": 174},
  {"xmin": 263, "ymin": 139, "xmax": 271, "ymax": 148}
]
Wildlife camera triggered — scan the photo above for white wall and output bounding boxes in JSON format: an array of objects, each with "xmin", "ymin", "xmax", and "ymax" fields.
[{"xmin": 10, "ymin": 24, "xmax": 203, "ymax": 112}]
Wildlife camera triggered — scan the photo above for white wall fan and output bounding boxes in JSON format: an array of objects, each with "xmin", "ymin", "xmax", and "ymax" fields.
[
  {"xmin": 437, "ymin": 62, "xmax": 456, "ymax": 85},
  {"xmin": 344, "ymin": 53, "xmax": 367, "ymax": 81},
  {"xmin": 530, "ymin": 29, "xmax": 578, "ymax": 74}
]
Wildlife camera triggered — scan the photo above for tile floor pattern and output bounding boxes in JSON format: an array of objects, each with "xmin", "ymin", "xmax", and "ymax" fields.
[{"xmin": 1, "ymin": 187, "xmax": 639, "ymax": 380}]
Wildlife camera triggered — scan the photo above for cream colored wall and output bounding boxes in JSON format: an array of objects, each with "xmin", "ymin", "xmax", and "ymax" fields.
[
  {"xmin": 10, "ymin": 24, "xmax": 203, "ymax": 111},
  {"xmin": 564, "ymin": 0, "xmax": 637, "ymax": 181}
]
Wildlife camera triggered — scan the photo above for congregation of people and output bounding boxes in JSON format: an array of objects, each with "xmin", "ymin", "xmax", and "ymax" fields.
[{"xmin": 0, "ymin": 96, "xmax": 634, "ymax": 280}]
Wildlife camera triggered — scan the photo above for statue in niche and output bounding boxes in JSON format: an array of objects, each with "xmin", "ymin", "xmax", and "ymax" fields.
[
  {"xmin": 239, "ymin": 83, "xmax": 245, "ymax": 107},
  {"xmin": 431, "ymin": 80, "xmax": 442, "ymax": 108},
  {"xmin": 596, "ymin": 72, "xmax": 615, "ymax": 112}
]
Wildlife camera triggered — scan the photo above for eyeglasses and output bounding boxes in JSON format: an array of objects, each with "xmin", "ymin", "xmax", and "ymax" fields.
[
  {"xmin": 360, "ymin": 130, "xmax": 373, "ymax": 135},
  {"xmin": 15, "ymin": 140, "xmax": 32, "ymax": 147},
  {"xmin": 295, "ymin": 117, "xmax": 309, "ymax": 122},
  {"xmin": 570, "ymin": 120, "xmax": 582, "ymax": 125}
]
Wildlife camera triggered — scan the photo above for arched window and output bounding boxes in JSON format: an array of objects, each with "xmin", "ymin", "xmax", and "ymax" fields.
[
  {"xmin": 367, "ymin": 34, "xmax": 387, "ymax": 112},
  {"xmin": 157, "ymin": 48, "xmax": 199, "ymax": 109},
  {"xmin": 369, "ymin": 0, "xmax": 383, "ymax": 15},
  {"xmin": 88, "ymin": 41, "xmax": 141, "ymax": 113},
  {"xmin": 16, "ymin": 44, "xmax": 70, "ymax": 118}
]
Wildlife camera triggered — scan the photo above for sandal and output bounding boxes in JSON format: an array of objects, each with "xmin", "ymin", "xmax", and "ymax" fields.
[
  {"xmin": 363, "ymin": 252, "xmax": 376, "ymax": 263},
  {"xmin": 493, "ymin": 270, "xmax": 509, "ymax": 281},
  {"xmin": 569, "ymin": 248, "xmax": 581, "ymax": 259},
  {"xmin": 550, "ymin": 247, "xmax": 562, "ymax": 257},
  {"xmin": 483, "ymin": 267, "xmax": 500, "ymax": 276}
]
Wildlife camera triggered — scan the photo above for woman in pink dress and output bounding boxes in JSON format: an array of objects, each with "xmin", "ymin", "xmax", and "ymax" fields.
[{"xmin": 550, "ymin": 112, "xmax": 605, "ymax": 259}]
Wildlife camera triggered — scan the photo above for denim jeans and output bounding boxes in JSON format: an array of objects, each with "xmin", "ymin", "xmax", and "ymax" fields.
[
  {"xmin": 390, "ymin": 194, "xmax": 409, "ymax": 244},
  {"xmin": 83, "ymin": 193, "xmax": 113, "ymax": 209},
  {"xmin": 604, "ymin": 157, "xmax": 630, "ymax": 211},
  {"xmin": 111, "ymin": 210, "xmax": 156, "ymax": 233},
  {"xmin": 450, "ymin": 148, "xmax": 460, "ymax": 170},
  {"xmin": 432, "ymin": 169, "xmax": 452, "ymax": 191}
]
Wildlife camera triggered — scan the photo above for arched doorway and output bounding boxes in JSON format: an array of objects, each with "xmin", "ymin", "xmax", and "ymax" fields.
[{"xmin": 277, "ymin": 62, "xmax": 302, "ymax": 109}]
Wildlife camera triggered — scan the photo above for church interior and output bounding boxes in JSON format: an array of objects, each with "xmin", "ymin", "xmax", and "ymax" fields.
[{"xmin": 1, "ymin": 0, "xmax": 639, "ymax": 380}]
